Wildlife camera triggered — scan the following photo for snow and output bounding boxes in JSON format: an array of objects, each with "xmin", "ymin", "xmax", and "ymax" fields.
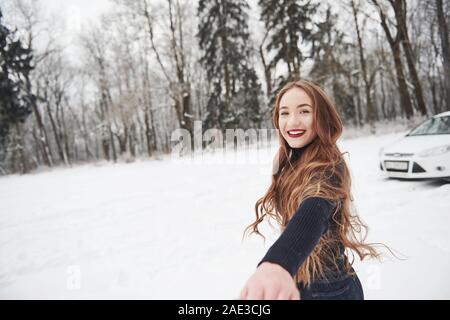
[{"xmin": 1, "ymin": 132, "xmax": 449, "ymax": 299}]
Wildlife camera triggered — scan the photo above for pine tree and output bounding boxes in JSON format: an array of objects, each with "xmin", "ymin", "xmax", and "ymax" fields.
[
  {"xmin": 259, "ymin": 0, "xmax": 319, "ymax": 97},
  {"xmin": 0, "ymin": 8, "xmax": 34, "ymax": 161},
  {"xmin": 197, "ymin": 0, "xmax": 262, "ymax": 130}
]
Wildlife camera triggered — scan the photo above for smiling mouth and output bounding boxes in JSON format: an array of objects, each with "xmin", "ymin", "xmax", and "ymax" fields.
[{"xmin": 287, "ymin": 130, "xmax": 306, "ymax": 138}]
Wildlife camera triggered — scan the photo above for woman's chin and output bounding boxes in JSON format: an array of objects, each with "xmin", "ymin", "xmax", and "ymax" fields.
[
  {"xmin": 285, "ymin": 135, "xmax": 317, "ymax": 149},
  {"xmin": 287, "ymin": 140, "xmax": 308, "ymax": 149}
]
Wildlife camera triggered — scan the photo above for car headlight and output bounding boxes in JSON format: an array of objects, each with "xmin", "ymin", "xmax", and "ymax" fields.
[
  {"xmin": 378, "ymin": 147, "xmax": 384, "ymax": 157},
  {"xmin": 418, "ymin": 145, "xmax": 450, "ymax": 157}
]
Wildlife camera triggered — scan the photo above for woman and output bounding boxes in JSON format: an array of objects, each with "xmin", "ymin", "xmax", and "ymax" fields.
[{"xmin": 239, "ymin": 80, "xmax": 381, "ymax": 300}]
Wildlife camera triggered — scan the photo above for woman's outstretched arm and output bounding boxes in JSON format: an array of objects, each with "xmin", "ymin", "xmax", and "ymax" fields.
[
  {"xmin": 257, "ymin": 197, "xmax": 334, "ymax": 276},
  {"xmin": 239, "ymin": 197, "xmax": 334, "ymax": 300}
]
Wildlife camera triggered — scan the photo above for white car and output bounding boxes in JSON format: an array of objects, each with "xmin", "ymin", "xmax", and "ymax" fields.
[{"xmin": 379, "ymin": 111, "xmax": 450, "ymax": 181}]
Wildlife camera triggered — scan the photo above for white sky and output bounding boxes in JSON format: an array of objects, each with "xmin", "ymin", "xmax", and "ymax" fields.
[
  {"xmin": 43, "ymin": 0, "xmax": 111, "ymax": 27},
  {"xmin": 2, "ymin": 0, "xmax": 112, "ymax": 64}
]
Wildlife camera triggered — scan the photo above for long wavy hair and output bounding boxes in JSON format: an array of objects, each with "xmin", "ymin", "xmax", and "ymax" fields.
[{"xmin": 244, "ymin": 80, "xmax": 382, "ymax": 286}]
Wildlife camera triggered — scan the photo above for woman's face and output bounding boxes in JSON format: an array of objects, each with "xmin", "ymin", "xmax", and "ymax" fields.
[{"xmin": 278, "ymin": 87, "xmax": 317, "ymax": 149}]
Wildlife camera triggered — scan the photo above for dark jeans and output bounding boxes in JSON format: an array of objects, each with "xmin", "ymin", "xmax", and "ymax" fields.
[{"xmin": 297, "ymin": 271, "xmax": 364, "ymax": 300}]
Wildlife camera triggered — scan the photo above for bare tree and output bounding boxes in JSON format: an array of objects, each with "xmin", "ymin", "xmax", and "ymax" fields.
[
  {"xmin": 38, "ymin": 52, "xmax": 74, "ymax": 165},
  {"xmin": 371, "ymin": 0, "xmax": 414, "ymax": 119},
  {"xmin": 351, "ymin": 0, "xmax": 376, "ymax": 124},
  {"xmin": 259, "ymin": 30, "xmax": 273, "ymax": 100},
  {"xmin": 141, "ymin": 0, "xmax": 194, "ymax": 134},
  {"xmin": 80, "ymin": 23, "xmax": 118, "ymax": 162},
  {"xmin": 389, "ymin": 0, "xmax": 427, "ymax": 116},
  {"xmin": 435, "ymin": 0, "xmax": 450, "ymax": 109}
]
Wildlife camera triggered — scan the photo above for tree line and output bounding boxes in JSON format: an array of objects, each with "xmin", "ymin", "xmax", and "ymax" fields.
[{"xmin": 0, "ymin": 0, "xmax": 449, "ymax": 174}]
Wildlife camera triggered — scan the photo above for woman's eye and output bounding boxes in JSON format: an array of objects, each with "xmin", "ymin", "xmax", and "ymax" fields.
[
  {"xmin": 300, "ymin": 110, "xmax": 310, "ymax": 114},
  {"xmin": 280, "ymin": 112, "xmax": 288, "ymax": 116}
]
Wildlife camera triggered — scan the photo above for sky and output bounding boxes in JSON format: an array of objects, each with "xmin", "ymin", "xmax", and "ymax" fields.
[
  {"xmin": 2, "ymin": 0, "xmax": 112, "ymax": 65},
  {"xmin": 43, "ymin": 0, "xmax": 111, "ymax": 29}
]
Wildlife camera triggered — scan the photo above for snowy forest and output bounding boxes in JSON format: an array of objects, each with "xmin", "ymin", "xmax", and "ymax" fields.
[{"xmin": 0, "ymin": 0, "xmax": 449, "ymax": 175}]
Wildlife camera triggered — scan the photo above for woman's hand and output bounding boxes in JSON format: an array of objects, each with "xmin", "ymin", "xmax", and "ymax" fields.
[{"xmin": 239, "ymin": 262, "xmax": 300, "ymax": 300}]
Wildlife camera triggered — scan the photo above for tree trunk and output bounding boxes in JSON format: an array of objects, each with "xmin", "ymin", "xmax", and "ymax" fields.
[
  {"xmin": 436, "ymin": 0, "xmax": 450, "ymax": 110},
  {"xmin": 219, "ymin": 3, "xmax": 231, "ymax": 122},
  {"xmin": 26, "ymin": 77, "xmax": 53, "ymax": 167},
  {"xmin": 259, "ymin": 30, "xmax": 272, "ymax": 99},
  {"xmin": 351, "ymin": 0, "xmax": 376, "ymax": 124},
  {"xmin": 379, "ymin": 69, "xmax": 387, "ymax": 119},
  {"xmin": 390, "ymin": 0, "xmax": 428, "ymax": 116},
  {"xmin": 13, "ymin": 123, "xmax": 28, "ymax": 174},
  {"xmin": 140, "ymin": 41, "xmax": 157, "ymax": 156},
  {"xmin": 169, "ymin": 0, "xmax": 193, "ymax": 134},
  {"xmin": 372, "ymin": 0, "xmax": 414, "ymax": 119},
  {"xmin": 59, "ymin": 99, "xmax": 70, "ymax": 165},
  {"xmin": 45, "ymin": 99, "xmax": 65, "ymax": 165}
]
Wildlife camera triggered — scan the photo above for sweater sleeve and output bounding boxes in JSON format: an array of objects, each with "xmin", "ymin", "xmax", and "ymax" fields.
[{"xmin": 257, "ymin": 197, "xmax": 335, "ymax": 277}]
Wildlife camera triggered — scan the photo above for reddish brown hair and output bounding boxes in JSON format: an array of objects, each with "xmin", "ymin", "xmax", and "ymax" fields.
[{"xmin": 244, "ymin": 80, "xmax": 381, "ymax": 286}]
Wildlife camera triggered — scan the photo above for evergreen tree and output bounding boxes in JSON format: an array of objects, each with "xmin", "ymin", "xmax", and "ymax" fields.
[
  {"xmin": 0, "ymin": 8, "xmax": 34, "ymax": 160},
  {"xmin": 259, "ymin": 0, "xmax": 319, "ymax": 98},
  {"xmin": 197, "ymin": 0, "xmax": 262, "ymax": 129}
]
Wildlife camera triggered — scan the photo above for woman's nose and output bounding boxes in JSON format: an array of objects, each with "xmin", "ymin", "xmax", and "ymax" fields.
[{"xmin": 287, "ymin": 114, "xmax": 303, "ymax": 127}]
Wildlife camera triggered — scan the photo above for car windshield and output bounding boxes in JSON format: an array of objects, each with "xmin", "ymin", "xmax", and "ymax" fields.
[{"xmin": 408, "ymin": 116, "xmax": 450, "ymax": 136}]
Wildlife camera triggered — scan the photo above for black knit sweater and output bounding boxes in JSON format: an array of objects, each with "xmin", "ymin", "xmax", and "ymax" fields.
[{"xmin": 257, "ymin": 197, "xmax": 338, "ymax": 277}]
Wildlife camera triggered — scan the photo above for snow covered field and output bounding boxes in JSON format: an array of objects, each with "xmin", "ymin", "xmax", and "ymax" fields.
[{"xmin": 1, "ymin": 132, "xmax": 449, "ymax": 299}]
